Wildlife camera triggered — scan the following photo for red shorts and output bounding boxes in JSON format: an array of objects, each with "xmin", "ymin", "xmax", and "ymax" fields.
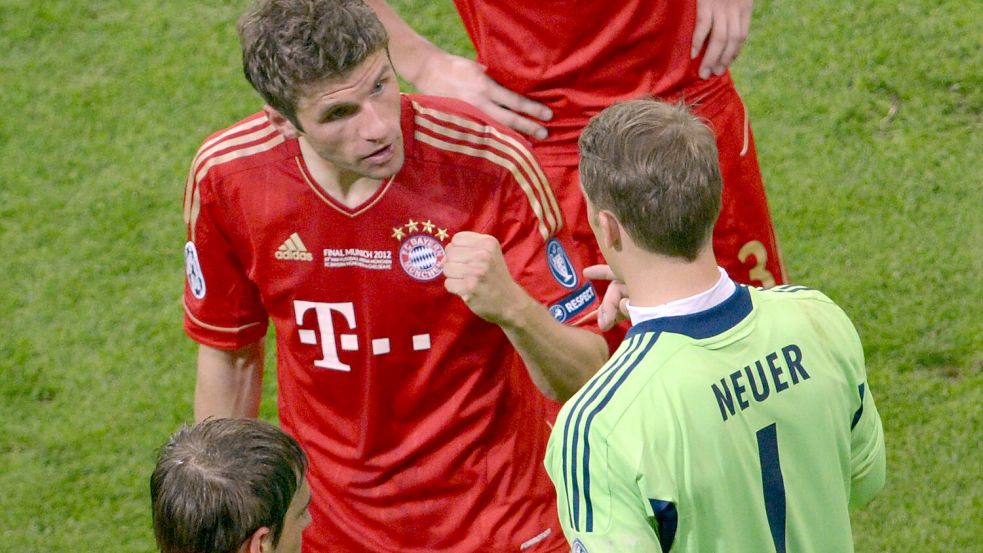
[{"xmin": 536, "ymin": 84, "xmax": 787, "ymax": 288}]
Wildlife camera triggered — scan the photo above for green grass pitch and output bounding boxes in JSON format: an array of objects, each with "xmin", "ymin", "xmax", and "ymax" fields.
[{"xmin": 0, "ymin": 0, "xmax": 979, "ymax": 550}]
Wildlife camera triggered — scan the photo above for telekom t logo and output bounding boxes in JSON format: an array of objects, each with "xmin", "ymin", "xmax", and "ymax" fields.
[{"xmin": 293, "ymin": 300, "xmax": 432, "ymax": 371}]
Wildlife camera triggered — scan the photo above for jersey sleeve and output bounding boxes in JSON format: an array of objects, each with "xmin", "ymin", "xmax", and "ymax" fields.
[
  {"xmin": 635, "ymin": 446, "xmax": 679, "ymax": 553},
  {"xmin": 848, "ymin": 379, "xmax": 886, "ymax": 508},
  {"xmin": 491, "ymin": 139, "xmax": 599, "ymax": 327},
  {"xmin": 830, "ymin": 302, "xmax": 886, "ymax": 508},
  {"xmin": 182, "ymin": 159, "xmax": 269, "ymax": 350}
]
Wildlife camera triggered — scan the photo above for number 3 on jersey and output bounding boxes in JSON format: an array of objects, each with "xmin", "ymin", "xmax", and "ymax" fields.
[{"xmin": 739, "ymin": 240, "xmax": 776, "ymax": 288}]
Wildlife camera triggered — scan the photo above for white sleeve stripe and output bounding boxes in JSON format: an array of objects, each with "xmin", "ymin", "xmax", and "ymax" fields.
[
  {"xmin": 192, "ymin": 125, "xmax": 280, "ymax": 179},
  {"xmin": 413, "ymin": 115, "xmax": 557, "ymax": 231},
  {"xmin": 414, "ymin": 129, "xmax": 551, "ymax": 241},
  {"xmin": 183, "ymin": 118, "xmax": 270, "ymax": 217},
  {"xmin": 184, "ymin": 133, "xmax": 285, "ymax": 240},
  {"xmin": 194, "ymin": 116, "xmax": 269, "ymax": 167},
  {"xmin": 411, "ymin": 100, "xmax": 563, "ymax": 230},
  {"xmin": 191, "ymin": 127, "xmax": 282, "ymax": 190},
  {"xmin": 184, "ymin": 300, "xmax": 264, "ymax": 334}
]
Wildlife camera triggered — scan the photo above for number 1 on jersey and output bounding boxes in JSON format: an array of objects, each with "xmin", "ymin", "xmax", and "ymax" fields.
[{"xmin": 756, "ymin": 423, "xmax": 786, "ymax": 553}]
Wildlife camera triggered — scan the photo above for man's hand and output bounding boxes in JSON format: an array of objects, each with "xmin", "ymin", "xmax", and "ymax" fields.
[
  {"xmin": 444, "ymin": 232, "xmax": 526, "ymax": 325},
  {"xmin": 583, "ymin": 264, "xmax": 630, "ymax": 331},
  {"xmin": 415, "ymin": 52, "xmax": 553, "ymax": 140},
  {"xmin": 691, "ymin": 0, "xmax": 753, "ymax": 79}
]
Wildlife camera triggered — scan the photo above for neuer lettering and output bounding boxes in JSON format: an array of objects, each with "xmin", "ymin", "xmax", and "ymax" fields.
[{"xmin": 711, "ymin": 344, "xmax": 810, "ymax": 422}]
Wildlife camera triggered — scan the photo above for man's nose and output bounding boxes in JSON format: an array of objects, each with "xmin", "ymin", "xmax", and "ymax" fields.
[{"xmin": 359, "ymin": 102, "xmax": 389, "ymax": 141}]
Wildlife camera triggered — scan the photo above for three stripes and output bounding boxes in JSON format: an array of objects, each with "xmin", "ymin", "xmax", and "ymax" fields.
[{"xmin": 560, "ymin": 331, "xmax": 661, "ymax": 532}]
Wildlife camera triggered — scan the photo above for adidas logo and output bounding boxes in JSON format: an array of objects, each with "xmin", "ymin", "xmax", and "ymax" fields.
[{"xmin": 275, "ymin": 232, "xmax": 313, "ymax": 261}]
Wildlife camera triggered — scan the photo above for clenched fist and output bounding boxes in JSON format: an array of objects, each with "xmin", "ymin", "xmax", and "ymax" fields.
[{"xmin": 443, "ymin": 231, "xmax": 525, "ymax": 325}]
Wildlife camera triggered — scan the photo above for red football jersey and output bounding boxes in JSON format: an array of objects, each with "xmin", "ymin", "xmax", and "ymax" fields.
[
  {"xmin": 452, "ymin": 0, "xmax": 788, "ymax": 287},
  {"xmin": 454, "ymin": 0, "xmax": 701, "ymax": 163},
  {"xmin": 182, "ymin": 94, "xmax": 597, "ymax": 552}
]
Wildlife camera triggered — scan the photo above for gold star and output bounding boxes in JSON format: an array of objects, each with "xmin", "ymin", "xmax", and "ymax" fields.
[
  {"xmin": 422, "ymin": 220, "xmax": 435, "ymax": 233},
  {"xmin": 392, "ymin": 227, "xmax": 406, "ymax": 240},
  {"xmin": 406, "ymin": 219, "xmax": 420, "ymax": 232},
  {"xmin": 435, "ymin": 228, "xmax": 449, "ymax": 241}
]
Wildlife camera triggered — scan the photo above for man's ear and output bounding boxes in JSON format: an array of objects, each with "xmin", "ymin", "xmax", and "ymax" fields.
[
  {"xmin": 597, "ymin": 209, "xmax": 623, "ymax": 252},
  {"xmin": 264, "ymin": 105, "xmax": 302, "ymax": 139},
  {"xmin": 241, "ymin": 526, "xmax": 274, "ymax": 553}
]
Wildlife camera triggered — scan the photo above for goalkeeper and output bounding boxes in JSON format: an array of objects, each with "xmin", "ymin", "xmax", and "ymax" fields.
[{"xmin": 546, "ymin": 98, "xmax": 885, "ymax": 552}]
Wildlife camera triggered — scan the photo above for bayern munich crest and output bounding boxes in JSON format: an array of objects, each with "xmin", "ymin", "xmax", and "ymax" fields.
[{"xmin": 399, "ymin": 234, "xmax": 446, "ymax": 280}]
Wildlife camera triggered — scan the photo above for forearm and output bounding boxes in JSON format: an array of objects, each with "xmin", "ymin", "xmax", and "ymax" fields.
[
  {"xmin": 194, "ymin": 341, "xmax": 265, "ymax": 421},
  {"xmin": 364, "ymin": 0, "xmax": 445, "ymax": 85},
  {"xmin": 500, "ymin": 290, "xmax": 608, "ymax": 402}
]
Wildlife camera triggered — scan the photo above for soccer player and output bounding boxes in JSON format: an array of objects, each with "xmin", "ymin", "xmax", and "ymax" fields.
[
  {"xmin": 183, "ymin": 0, "xmax": 607, "ymax": 551},
  {"xmin": 150, "ymin": 418, "xmax": 311, "ymax": 553},
  {"xmin": 545, "ymin": 99, "xmax": 886, "ymax": 552},
  {"xmin": 365, "ymin": 0, "xmax": 787, "ymax": 292}
]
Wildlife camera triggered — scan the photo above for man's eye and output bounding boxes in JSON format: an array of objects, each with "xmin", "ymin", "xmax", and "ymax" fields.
[
  {"xmin": 373, "ymin": 80, "xmax": 385, "ymax": 93},
  {"xmin": 324, "ymin": 106, "xmax": 356, "ymax": 121}
]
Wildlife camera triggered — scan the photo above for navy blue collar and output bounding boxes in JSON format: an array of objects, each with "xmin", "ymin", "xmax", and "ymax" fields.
[{"xmin": 625, "ymin": 285, "xmax": 752, "ymax": 340}]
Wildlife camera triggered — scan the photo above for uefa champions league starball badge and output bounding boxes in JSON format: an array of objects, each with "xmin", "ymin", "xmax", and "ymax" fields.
[{"xmin": 393, "ymin": 218, "xmax": 449, "ymax": 281}]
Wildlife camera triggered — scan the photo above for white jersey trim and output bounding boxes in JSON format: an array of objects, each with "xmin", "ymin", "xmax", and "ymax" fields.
[
  {"xmin": 411, "ymin": 100, "xmax": 562, "ymax": 239},
  {"xmin": 184, "ymin": 130, "xmax": 285, "ymax": 240},
  {"xmin": 183, "ymin": 300, "xmax": 264, "ymax": 334}
]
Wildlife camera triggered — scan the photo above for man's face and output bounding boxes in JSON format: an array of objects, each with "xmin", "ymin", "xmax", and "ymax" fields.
[
  {"xmin": 274, "ymin": 477, "xmax": 312, "ymax": 553},
  {"xmin": 287, "ymin": 49, "xmax": 404, "ymax": 182}
]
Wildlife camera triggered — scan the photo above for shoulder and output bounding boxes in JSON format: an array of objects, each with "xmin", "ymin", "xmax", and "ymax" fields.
[
  {"xmin": 402, "ymin": 94, "xmax": 537, "ymax": 171},
  {"xmin": 751, "ymin": 284, "xmax": 847, "ymax": 309},
  {"xmin": 749, "ymin": 284, "xmax": 862, "ymax": 344},
  {"xmin": 402, "ymin": 94, "xmax": 563, "ymax": 238},
  {"xmin": 182, "ymin": 112, "xmax": 296, "ymax": 230},
  {"xmin": 750, "ymin": 284, "xmax": 846, "ymax": 315},
  {"xmin": 186, "ymin": 112, "xmax": 294, "ymax": 189},
  {"xmin": 405, "ymin": 93, "xmax": 518, "ymax": 134}
]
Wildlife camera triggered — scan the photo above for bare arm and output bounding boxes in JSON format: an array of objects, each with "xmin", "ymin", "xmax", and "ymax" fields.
[
  {"xmin": 497, "ymin": 288, "xmax": 609, "ymax": 401},
  {"xmin": 363, "ymin": 0, "xmax": 552, "ymax": 139},
  {"xmin": 194, "ymin": 341, "xmax": 265, "ymax": 421},
  {"xmin": 444, "ymin": 232, "xmax": 608, "ymax": 401},
  {"xmin": 363, "ymin": 0, "xmax": 443, "ymax": 86}
]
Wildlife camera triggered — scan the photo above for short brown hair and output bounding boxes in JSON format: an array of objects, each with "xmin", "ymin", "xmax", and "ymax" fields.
[
  {"xmin": 238, "ymin": 0, "xmax": 389, "ymax": 124},
  {"xmin": 150, "ymin": 418, "xmax": 308, "ymax": 553},
  {"xmin": 579, "ymin": 99, "xmax": 722, "ymax": 260}
]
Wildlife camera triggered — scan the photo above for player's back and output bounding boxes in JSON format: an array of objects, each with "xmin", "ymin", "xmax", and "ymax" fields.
[{"xmin": 548, "ymin": 284, "xmax": 883, "ymax": 552}]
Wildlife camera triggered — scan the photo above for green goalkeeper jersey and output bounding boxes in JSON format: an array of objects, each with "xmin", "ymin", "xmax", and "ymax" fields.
[{"xmin": 545, "ymin": 284, "xmax": 885, "ymax": 553}]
